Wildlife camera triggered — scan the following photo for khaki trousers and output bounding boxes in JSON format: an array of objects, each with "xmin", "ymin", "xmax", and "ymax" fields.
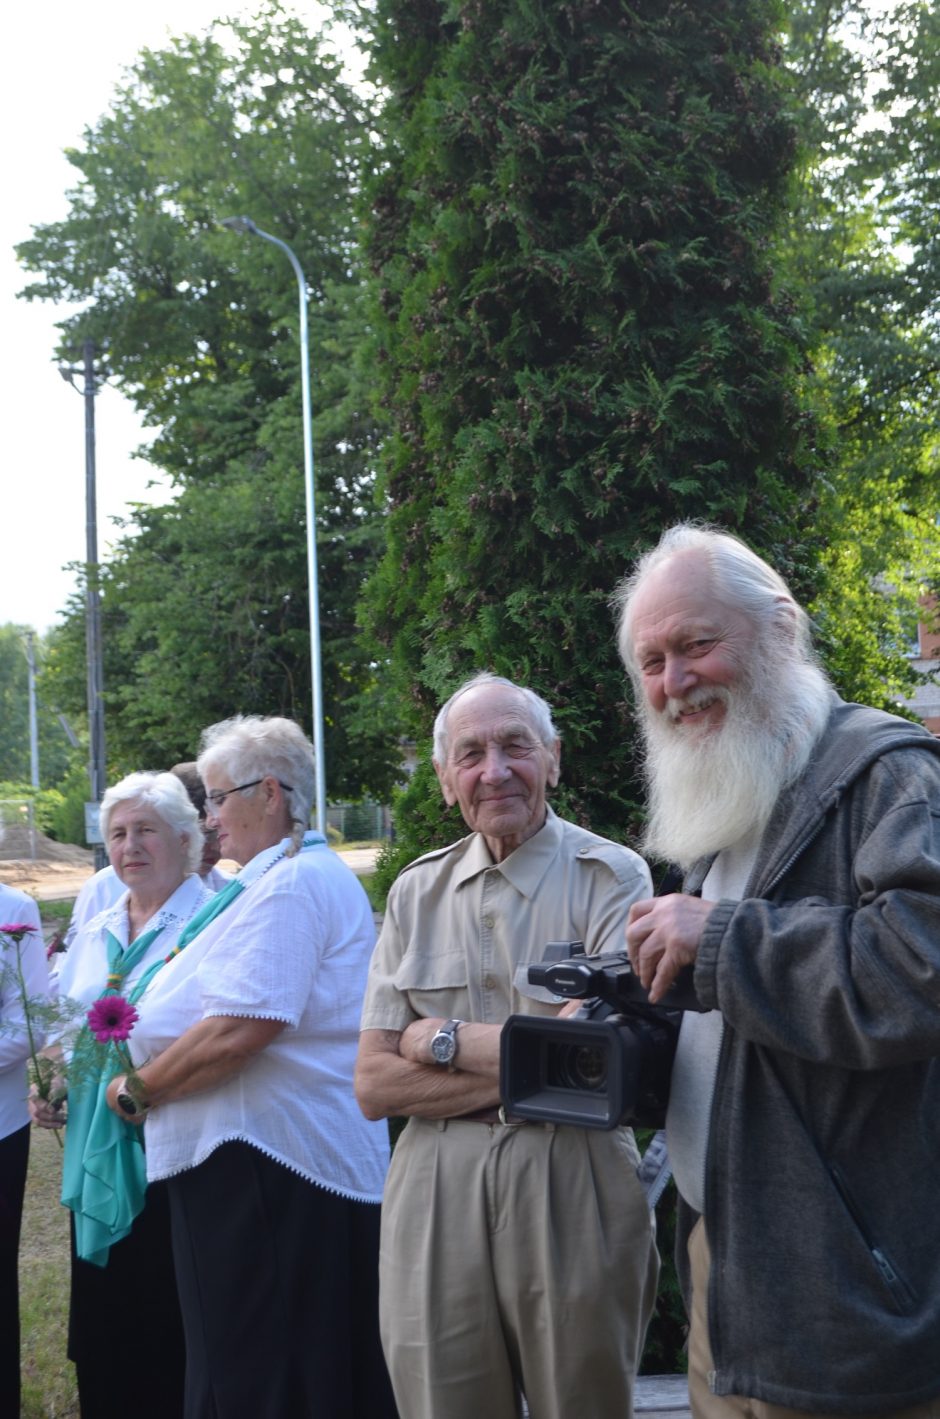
[
  {"xmin": 380, "ymin": 1115, "xmax": 659, "ymax": 1419},
  {"xmin": 688, "ymin": 1220, "xmax": 940, "ymax": 1419}
]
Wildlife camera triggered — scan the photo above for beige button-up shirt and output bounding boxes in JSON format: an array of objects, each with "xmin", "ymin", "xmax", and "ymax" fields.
[{"xmin": 361, "ymin": 808, "xmax": 651, "ymax": 1031}]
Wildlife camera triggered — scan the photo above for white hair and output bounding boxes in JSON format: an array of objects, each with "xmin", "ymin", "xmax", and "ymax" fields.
[
  {"xmin": 432, "ymin": 673, "xmax": 559, "ymax": 764},
  {"xmin": 197, "ymin": 715, "xmax": 314, "ymax": 854},
  {"xmin": 611, "ymin": 523, "xmax": 833, "ymax": 866},
  {"xmin": 638, "ymin": 653, "xmax": 832, "ymax": 868},
  {"xmin": 613, "ymin": 522, "xmax": 818, "ymax": 686},
  {"xmin": 100, "ymin": 772, "xmax": 203, "ymax": 874}
]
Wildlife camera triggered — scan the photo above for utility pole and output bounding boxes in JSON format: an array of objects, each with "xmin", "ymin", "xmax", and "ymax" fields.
[
  {"xmin": 83, "ymin": 338, "xmax": 107, "ymax": 856},
  {"xmin": 24, "ymin": 632, "xmax": 39, "ymax": 789},
  {"xmin": 60, "ymin": 339, "xmax": 108, "ymax": 869}
]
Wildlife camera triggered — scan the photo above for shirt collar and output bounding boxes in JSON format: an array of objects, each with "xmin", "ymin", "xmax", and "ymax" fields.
[
  {"xmin": 235, "ymin": 831, "xmax": 327, "ymax": 888},
  {"xmin": 101, "ymin": 874, "xmax": 212, "ymax": 947},
  {"xmin": 453, "ymin": 806, "xmax": 563, "ymax": 899}
]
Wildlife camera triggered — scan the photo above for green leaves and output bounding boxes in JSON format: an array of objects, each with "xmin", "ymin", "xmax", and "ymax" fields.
[
  {"xmin": 0, "ymin": 627, "xmax": 74, "ymax": 789},
  {"xmin": 16, "ymin": 7, "xmax": 402, "ymax": 799},
  {"xmin": 15, "ymin": 0, "xmax": 937, "ymax": 828},
  {"xmin": 781, "ymin": 0, "xmax": 940, "ymax": 710}
]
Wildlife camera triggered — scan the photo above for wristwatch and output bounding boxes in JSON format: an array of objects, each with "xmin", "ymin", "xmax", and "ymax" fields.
[
  {"xmin": 115, "ymin": 1074, "xmax": 151, "ymax": 1119},
  {"xmin": 430, "ymin": 1019, "xmax": 462, "ymax": 1067}
]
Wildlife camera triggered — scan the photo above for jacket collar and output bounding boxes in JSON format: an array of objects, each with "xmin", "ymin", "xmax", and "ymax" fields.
[{"xmin": 684, "ymin": 695, "xmax": 940, "ymax": 896}]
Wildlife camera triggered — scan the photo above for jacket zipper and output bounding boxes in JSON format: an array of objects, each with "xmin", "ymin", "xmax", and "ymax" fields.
[
  {"xmin": 829, "ymin": 1165, "xmax": 915, "ymax": 1310},
  {"xmin": 758, "ymin": 817, "xmax": 827, "ymax": 899}
]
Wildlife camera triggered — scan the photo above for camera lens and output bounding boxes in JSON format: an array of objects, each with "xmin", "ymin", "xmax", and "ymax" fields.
[{"xmin": 546, "ymin": 1040, "xmax": 608, "ymax": 1092}]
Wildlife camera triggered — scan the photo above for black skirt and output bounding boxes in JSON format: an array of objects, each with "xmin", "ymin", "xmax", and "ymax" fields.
[
  {"xmin": 69, "ymin": 1176, "xmax": 186, "ymax": 1418},
  {"xmin": 0, "ymin": 1124, "xmax": 30, "ymax": 1416},
  {"xmin": 166, "ymin": 1141, "xmax": 397, "ymax": 1419}
]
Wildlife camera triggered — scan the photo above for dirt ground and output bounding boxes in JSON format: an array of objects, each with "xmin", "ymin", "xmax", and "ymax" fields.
[
  {"xmin": 0, "ymin": 835, "xmax": 380, "ymax": 904},
  {"xmin": 0, "ymin": 823, "xmax": 96, "ymax": 901},
  {"xmin": 0, "ymin": 859, "xmax": 96, "ymax": 902}
]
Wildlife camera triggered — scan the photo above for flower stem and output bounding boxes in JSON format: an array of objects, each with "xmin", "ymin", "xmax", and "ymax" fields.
[{"xmin": 14, "ymin": 938, "xmax": 64, "ymax": 1148}]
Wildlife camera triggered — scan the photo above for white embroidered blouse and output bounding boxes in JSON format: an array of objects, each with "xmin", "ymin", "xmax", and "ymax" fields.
[{"xmin": 131, "ymin": 836, "xmax": 389, "ymax": 1203}]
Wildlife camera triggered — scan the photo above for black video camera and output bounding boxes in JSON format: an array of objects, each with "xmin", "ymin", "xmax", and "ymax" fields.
[{"xmin": 499, "ymin": 942, "xmax": 702, "ymax": 1130}]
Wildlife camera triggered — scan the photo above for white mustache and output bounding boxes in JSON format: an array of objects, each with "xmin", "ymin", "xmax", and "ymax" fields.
[{"xmin": 663, "ymin": 686, "xmax": 731, "ymax": 724}]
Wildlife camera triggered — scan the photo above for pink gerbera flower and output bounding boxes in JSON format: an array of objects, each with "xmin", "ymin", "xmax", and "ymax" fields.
[
  {"xmin": 0, "ymin": 923, "xmax": 37, "ymax": 944},
  {"xmin": 87, "ymin": 996, "xmax": 139, "ymax": 1043}
]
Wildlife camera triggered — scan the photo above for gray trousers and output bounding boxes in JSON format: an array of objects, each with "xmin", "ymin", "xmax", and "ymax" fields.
[{"xmin": 379, "ymin": 1114, "xmax": 659, "ymax": 1419}]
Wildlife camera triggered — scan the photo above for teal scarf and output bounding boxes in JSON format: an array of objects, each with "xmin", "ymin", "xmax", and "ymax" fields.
[{"xmin": 62, "ymin": 879, "xmax": 245, "ymax": 1266}]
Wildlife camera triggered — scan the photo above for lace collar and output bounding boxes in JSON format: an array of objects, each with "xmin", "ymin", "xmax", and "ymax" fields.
[{"xmin": 98, "ymin": 875, "xmax": 213, "ymax": 950}]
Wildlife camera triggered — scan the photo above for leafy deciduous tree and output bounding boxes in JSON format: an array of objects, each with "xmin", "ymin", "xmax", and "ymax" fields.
[
  {"xmin": 0, "ymin": 624, "xmax": 74, "ymax": 789},
  {"xmin": 18, "ymin": 3, "xmax": 402, "ymax": 797},
  {"xmin": 782, "ymin": 0, "xmax": 940, "ymax": 706}
]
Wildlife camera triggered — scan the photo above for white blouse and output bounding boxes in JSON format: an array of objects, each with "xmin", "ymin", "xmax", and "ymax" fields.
[
  {"xmin": 65, "ymin": 864, "xmax": 231, "ymax": 949},
  {"xmin": 0, "ymin": 885, "xmax": 49, "ymax": 1140},
  {"xmin": 54, "ymin": 875, "xmax": 212, "ymax": 1019},
  {"xmin": 63, "ymin": 865, "xmax": 126, "ymax": 949},
  {"xmin": 131, "ymin": 837, "xmax": 390, "ymax": 1204}
]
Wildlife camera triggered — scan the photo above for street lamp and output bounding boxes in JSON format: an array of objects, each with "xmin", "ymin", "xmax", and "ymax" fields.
[{"xmin": 220, "ymin": 216, "xmax": 327, "ymax": 835}]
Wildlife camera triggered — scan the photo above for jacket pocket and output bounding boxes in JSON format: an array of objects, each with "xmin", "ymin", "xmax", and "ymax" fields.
[{"xmin": 829, "ymin": 1165, "xmax": 917, "ymax": 1314}]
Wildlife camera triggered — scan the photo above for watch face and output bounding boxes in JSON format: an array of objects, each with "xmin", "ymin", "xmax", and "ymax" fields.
[{"xmin": 431, "ymin": 1028, "xmax": 457, "ymax": 1064}]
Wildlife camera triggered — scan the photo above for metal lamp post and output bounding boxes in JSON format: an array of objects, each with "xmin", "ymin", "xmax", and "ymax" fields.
[{"xmin": 220, "ymin": 216, "xmax": 327, "ymax": 836}]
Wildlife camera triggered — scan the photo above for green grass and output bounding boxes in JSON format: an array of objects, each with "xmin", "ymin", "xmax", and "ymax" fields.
[
  {"xmin": 35, "ymin": 900, "xmax": 73, "ymax": 924},
  {"xmin": 20, "ymin": 1128, "xmax": 78, "ymax": 1417},
  {"xmin": 360, "ymin": 872, "xmax": 386, "ymax": 913}
]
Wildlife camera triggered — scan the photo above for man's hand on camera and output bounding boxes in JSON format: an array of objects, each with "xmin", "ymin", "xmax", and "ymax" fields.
[{"xmin": 625, "ymin": 894, "xmax": 715, "ymax": 1004}]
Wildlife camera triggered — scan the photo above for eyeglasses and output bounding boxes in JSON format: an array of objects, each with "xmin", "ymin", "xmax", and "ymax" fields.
[{"xmin": 204, "ymin": 779, "xmax": 293, "ymax": 812}]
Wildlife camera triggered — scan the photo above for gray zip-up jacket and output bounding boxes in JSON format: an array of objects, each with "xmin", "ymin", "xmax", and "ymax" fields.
[{"xmin": 679, "ymin": 697, "xmax": 940, "ymax": 1412}]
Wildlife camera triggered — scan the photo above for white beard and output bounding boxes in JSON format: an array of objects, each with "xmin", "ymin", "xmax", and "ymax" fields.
[{"xmin": 640, "ymin": 659, "xmax": 831, "ymax": 870}]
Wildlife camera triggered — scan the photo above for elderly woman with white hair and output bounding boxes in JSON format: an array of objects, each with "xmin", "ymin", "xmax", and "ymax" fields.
[
  {"xmin": 31, "ymin": 769, "xmax": 212, "ymax": 1419},
  {"xmin": 105, "ymin": 715, "xmax": 395, "ymax": 1419}
]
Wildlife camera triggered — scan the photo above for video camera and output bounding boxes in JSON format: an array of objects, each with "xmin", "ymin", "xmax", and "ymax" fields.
[{"xmin": 499, "ymin": 941, "xmax": 702, "ymax": 1130}]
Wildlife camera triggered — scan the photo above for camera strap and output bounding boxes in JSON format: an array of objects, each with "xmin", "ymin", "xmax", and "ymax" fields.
[
  {"xmin": 634, "ymin": 861, "xmax": 690, "ymax": 1204},
  {"xmin": 637, "ymin": 1129, "xmax": 672, "ymax": 1207}
]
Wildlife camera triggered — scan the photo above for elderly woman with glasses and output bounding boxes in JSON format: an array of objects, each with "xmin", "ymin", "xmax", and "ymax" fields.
[
  {"xmin": 105, "ymin": 715, "xmax": 395, "ymax": 1419},
  {"xmin": 32, "ymin": 770, "xmax": 212, "ymax": 1419}
]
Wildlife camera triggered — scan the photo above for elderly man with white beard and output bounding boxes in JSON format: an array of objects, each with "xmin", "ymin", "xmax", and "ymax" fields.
[{"xmin": 613, "ymin": 523, "xmax": 940, "ymax": 1419}]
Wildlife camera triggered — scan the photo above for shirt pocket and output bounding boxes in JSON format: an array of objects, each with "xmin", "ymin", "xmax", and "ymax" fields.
[
  {"xmin": 393, "ymin": 947, "xmax": 468, "ymax": 1019},
  {"xmin": 512, "ymin": 963, "xmax": 568, "ymax": 1016}
]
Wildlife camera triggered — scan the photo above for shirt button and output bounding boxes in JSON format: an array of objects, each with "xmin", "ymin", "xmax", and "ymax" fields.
[
  {"xmin": 483, "ymin": 975, "xmax": 496, "ymax": 991},
  {"xmin": 483, "ymin": 916, "xmax": 494, "ymax": 929}
]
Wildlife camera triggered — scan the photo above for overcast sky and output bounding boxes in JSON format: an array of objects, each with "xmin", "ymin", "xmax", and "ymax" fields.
[{"xmin": 2, "ymin": 1, "xmax": 344, "ymax": 635}]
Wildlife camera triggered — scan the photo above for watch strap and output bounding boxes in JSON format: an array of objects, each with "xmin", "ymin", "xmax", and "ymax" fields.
[{"xmin": 116, "ymin": 1073, "xmax": 151, "ymax": 1118}]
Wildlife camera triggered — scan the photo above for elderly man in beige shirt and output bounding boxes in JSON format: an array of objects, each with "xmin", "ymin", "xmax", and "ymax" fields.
[{"xmin": 355, "ymin": 672, "xmax": 658, "ymax": 1419}]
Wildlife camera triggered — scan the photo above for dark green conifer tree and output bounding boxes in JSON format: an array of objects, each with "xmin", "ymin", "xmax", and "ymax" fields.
[{"xmin": 361, "ymin": 0, "xmax": 823, "ymax": 857}]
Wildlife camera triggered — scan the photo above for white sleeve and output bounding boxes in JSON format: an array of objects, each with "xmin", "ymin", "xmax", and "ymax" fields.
[{"xmin": 0, "ymin": 898, "xmax": 50, "ymax": 1068}]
